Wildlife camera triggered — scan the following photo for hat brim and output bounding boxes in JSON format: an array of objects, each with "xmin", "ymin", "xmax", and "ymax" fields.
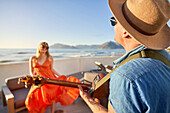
[{"xmin": 109, "ymin": 0, "xmax": 170, "ymax": 50}]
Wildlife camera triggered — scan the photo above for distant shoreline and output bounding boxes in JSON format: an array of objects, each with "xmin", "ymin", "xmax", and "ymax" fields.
[
  {"xmin": 1, "ymin": 48, "xmax": 169, "ymax": 64},
  {"xmin": 0, "ymin": 48, "xmax": 125, "ymax": 64},
  {"xmin": 0, "ymin": 55, "xmax": 123, "ymax": 65}
]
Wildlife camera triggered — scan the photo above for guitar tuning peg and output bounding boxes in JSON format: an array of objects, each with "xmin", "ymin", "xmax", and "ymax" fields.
[
  {"xmin": 25, "ymin": 84, "xmax": 28, "ymax": 88},
  {"xmin": 39, "ymin": 77, "xmax": 42, "ymax": 80},
  {"xmin": 25, "ymin": 76, "xmax": 28, "ymax": 79},
  {"xmin": 18, "ymin": 78, "xmax": 21, "ymax": 84},
  {"xmin": 25, "ymin": 82, "xmax": 28, "ymax": 88},
  {"xmin": 33, "ymin": 77, "xmax": 36, "ymax": 80}
]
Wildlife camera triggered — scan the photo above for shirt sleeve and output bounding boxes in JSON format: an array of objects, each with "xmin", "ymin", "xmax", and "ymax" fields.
[{"xmin": 109, "ymin": 68, "xmax": 144, "ymax": 113}]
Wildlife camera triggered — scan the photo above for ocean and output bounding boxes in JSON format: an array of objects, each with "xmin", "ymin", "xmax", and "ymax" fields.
[{"xmin": 0, "ymin": 48, "xmax": 125, "ymax": 64}]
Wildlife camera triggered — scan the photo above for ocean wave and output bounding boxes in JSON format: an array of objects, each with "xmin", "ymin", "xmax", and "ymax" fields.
[
  {"xmin": 16, "ymin": 52, "xmax": 35, "ymax": 54},
  {"xmin": 53, "ymin": 56, "xmax": 66, "ymax": 58},
  {"xmin": 0, "ymin": 60, "xmax": 15, "ymax": 63}
]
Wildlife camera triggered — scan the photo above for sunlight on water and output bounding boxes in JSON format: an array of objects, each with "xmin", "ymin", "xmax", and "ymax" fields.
[{"xmin": 0, "ymin": 48, "xmax": 125, "ymax": 64}]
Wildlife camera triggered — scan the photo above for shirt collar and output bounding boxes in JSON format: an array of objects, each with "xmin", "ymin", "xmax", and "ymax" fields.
[{"xmin": 113, "ymin": 45, "xmax": 147, "ymax": 66}]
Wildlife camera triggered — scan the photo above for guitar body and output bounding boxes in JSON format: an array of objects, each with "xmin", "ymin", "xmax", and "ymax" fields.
[{"xmin": 91, "ymin": 77, "xmax": 110, "ymax": 108}]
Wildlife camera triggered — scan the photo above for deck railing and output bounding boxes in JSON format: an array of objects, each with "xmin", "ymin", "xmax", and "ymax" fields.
[{"xmin": 0, "ymin": 56, "xmax": 119, "ymax": 90}]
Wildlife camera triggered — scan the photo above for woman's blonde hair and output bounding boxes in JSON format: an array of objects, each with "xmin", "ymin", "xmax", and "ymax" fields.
[{"xmin": 36, "ymin": 42, "xmax": 50, "ymax": 59}]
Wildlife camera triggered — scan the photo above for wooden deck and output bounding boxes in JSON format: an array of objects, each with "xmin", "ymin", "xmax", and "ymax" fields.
[
  {"xmin": 0, "ymin": 72, "xmax": 93, "ymax": 113},
  {"xmin": 0, "ymin": 94, "xmax": 92, "ymax": 113}
]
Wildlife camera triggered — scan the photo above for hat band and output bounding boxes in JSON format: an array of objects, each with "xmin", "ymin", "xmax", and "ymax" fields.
[{"xmin": 122, "ymin": 2, "xmax": 157, "ymax": 36}]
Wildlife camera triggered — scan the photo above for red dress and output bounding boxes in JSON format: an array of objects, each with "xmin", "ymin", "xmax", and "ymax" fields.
[{"xmin": 25, "ymin": 59, "xmax": 80, "ymax": 113}]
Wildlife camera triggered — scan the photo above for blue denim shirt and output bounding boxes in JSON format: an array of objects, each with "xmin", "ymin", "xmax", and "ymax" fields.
[{"xmin": 109, "ymin": 45, "xmax": 170, "ymax": 113}]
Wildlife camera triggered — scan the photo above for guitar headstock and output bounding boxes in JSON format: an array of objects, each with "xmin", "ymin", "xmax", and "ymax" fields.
[{"xmin": 18, "ymin": 75, "xmax": 47, "ymax": 88}]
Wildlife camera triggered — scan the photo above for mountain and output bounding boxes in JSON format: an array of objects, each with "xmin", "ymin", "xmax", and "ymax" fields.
[
  {"xmin": 50, "ymin": 41, "xmax": 123, "ymax": 49},
  {"xmin": 75, "ymin": 45, "xmax": 99, "ymax": 49},
  {"xmin": 98, "ymin": 41, "xmax": 123, "ymax": 49},
  {"xmin": 50, "ymin": 43, "xmax": 77, "ymax": 49}
]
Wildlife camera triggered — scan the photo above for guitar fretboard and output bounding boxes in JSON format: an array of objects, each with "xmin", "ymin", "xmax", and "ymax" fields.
[{"xmin": 46, "ymin": 79, "xmax": 91, "ymax": 90}]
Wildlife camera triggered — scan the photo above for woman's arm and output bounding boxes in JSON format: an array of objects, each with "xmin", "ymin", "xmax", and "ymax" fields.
[
  {"xmin": 29, "ymin": 56, "xmax": 36, "ymax": 77},
  {"xmin": 49, "ymin": 56, "xmax": 61, "ymax": 77}
]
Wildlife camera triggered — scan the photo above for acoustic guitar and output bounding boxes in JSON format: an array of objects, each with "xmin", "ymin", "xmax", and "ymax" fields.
[{"xmin": 18, "ymin": 75, "xmax": 109, "ymax": 108}]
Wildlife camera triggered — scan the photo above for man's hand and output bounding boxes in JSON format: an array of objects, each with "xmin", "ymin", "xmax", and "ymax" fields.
[
  {"xmin": 78, "ymin": 85, "xmax": 108, "ymax": 113},
  {"xmin": 78, "ymin": 85, "xmax": 100, "ymax": 103},
  {"xmin": 78, "ymin": 85, "xmax": 91, "ymax": 100}
]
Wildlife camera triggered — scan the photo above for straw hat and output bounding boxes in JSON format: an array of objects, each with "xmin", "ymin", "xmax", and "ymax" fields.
[{"xmin": 109, "ymin": 0, "xmax": 170, "ymax": 50}]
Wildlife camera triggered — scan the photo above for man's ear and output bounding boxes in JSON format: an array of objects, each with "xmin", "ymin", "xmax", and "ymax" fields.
[{"xmin": 122, "ymin": 30, "xmax": 130, "ymax": 38}]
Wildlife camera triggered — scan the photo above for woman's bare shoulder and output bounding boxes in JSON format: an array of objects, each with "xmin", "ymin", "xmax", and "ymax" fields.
[
  {"xmin": 30, "ymin": 56, "xmax": 37, "ymax": 61},
  {"xmin": 48, "ymin": 55, "xmax": 53, "ymax": 60}
]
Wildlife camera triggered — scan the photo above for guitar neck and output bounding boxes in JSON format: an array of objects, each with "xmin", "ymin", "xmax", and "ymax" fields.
[{"xmin": 46, "ymin": 79, "xmax": 91, "ymax": 90}]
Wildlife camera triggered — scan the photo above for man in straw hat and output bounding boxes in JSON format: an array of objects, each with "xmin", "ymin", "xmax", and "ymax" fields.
[{"xmin": 78, "ymin": 0, "xmax": 170, "ymax": 112}]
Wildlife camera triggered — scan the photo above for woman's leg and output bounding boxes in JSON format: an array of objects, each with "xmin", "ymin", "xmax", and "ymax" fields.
[
  {"xmin": 51, "ymin": 100, "xmax": 55, "ymax": 113},
  {"xmin": 40, "ymin": 107, "xmax": 47, "ymax": 113}
]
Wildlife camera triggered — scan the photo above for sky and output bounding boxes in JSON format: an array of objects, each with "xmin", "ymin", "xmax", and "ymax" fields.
[
  {"xmin": 0, "ymin": 0, "xmax": 170, "ymax": 49},
  {"xmin": 0, "ymin": 0, "xmax": 114, "ymax": 48}
]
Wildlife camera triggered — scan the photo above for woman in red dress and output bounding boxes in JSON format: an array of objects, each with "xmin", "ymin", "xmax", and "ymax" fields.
[{"xmin": 25, "ymin": 42, "xmax": 80, "ymax": 113}]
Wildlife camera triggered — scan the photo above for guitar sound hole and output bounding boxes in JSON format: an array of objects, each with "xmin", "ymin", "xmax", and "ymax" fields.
[{"xmin": 35, "ymin": 79, "xmax": 41, "ymax": 85}]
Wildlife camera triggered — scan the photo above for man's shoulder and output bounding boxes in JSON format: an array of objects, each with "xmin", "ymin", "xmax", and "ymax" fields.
[
  {"xmin": 155, "ymin": 49, "xmax": 170, "ymax": 61},
  {"xmin": 111, "ymin": 57, "xmax": 169, "ymax": 81}
]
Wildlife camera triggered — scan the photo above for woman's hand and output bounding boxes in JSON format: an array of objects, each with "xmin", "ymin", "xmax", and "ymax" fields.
[{"xmin": 55, "ymin": 74, "xmax": 61, "ymax": 77}]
